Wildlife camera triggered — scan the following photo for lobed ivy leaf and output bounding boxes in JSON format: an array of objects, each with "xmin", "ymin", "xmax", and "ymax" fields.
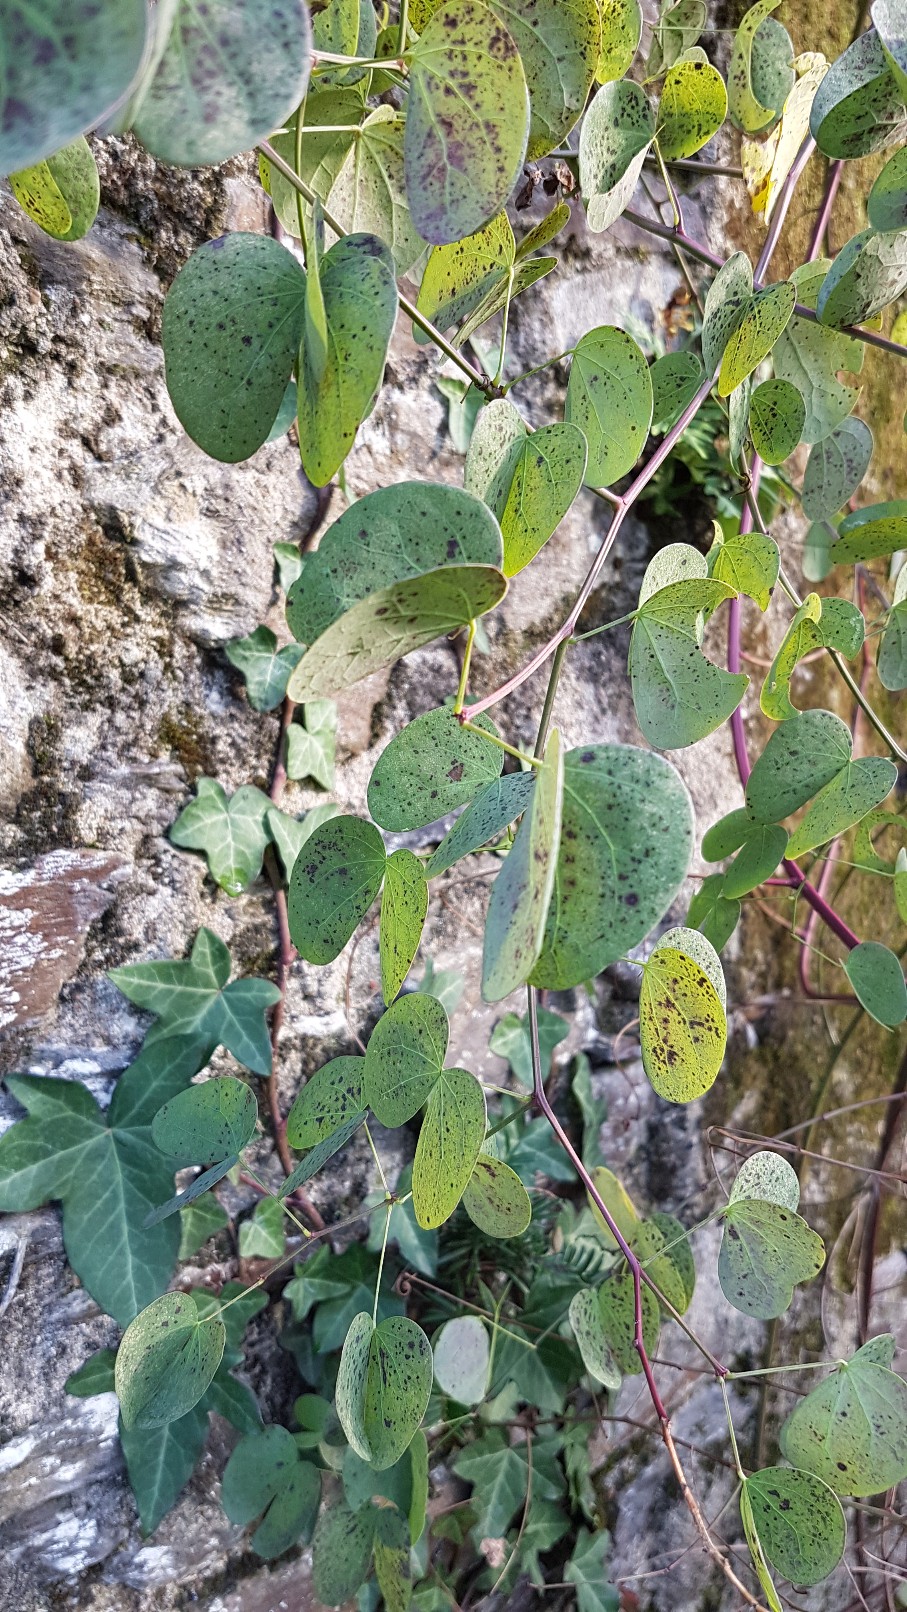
[
  {"xmin": 482, "ymin": 729, "xmax": 564, "ymax": 1002},
  {"xmin": 369, "ymin": 707, "xmax": 503, "ymax": 831},
  {"xmin": 639, "ymin": 938, "xmax": 727, "ymax": 1104},
  {"xmin": 488, "ymin": 0, "xmax": 601, "ymax": 160},
  {"xmin": 878, "ymin": 564, "xmax": 907, "ymax": 689},
  {"xmin": 297, "ymin": 233, "xmax": 398, "ymax": 487},
  {"xmin": 749, "ymin": 377, "xmax": 806, "ymax": 463},
  {"xmin": 404, "ymin": 0, "xmax": 530, "ymax": 244},
  {"xmin": 238, "ymin": 1197, "xmax": 285, "ymax": 1260},
  {"xmin": 467, "ymin": 402, "xmax": 588, "ymax": 576},
  {"xmin": 287, "ymin": 564, "xmax": 508, "ymax": 701},
  {"xmin": 687, "ymin": 872, "xmax": 742, "ymax": 952},
  {"xmin": 780, "ymin": 1337, "xmax": 907, "ymax": 1495},
  {"xmin": 708, "ymin": 526, "xmax": 780, "ymax": 610},
  {"xmin": 718, "ymin": 281, "xmax": 795, "ymax": 396},
  {"xmin": 9, "ymin": 135, "xmax": 100, "ymax": 241},
  {"xmin": 425, "ymin": 771, "xmax": 536, "ymax": 878},
  {"xmin": 267, "ymin": 803, "xmax": 342, "ymax": 882},
  {"xmin": 657, "ymin": 59, "xmax": 728, "ymax": 160},
  {"xmin": 116, "ymin": 1291, "xmax": 226, "ymax": 1430},
  {"xmin": 287, "ymin": 814, "xmax": 386, "ymax": 965},
  {"xmin": 843, "ymin": 940, "xmax": 907, "ymax": 1026},
  {"xmin": 761, "ymin": 593, "xmax": 865, "ymax": 721},
  {"xmin": 152, "ymin": 1076, "xmax": 257, "ymax": 1164},
  {"xmin": 650, "ymin": 350, "xmax": 705, "ymax": 431},
  {"xmin": 597, "ymin": 0, "xmax": 642, "ymax": 82},
  {"xmin": 566, "ymin": 325, "xmax": 653, "ymax": 487},
  {"xmin": 728, "ymin": 0, "xmax": 785, "ymax": 133},
  {"xmin": 225, "ymin": 627, "xmax": 303, "ymax": 713},
  {"xmin": 285, "ymin": 700, "xmax": 337, "ymax": 791},
  {"xmin": 110, "ymin": 929, "xmax": 281, "ymax": 1078},
  {"xmin": 719, "ymin": 1198, "xmax": 825, "ymax": 1318},
  {"xmin": 169, "ymin": 779, "xmax": 272, "ymax": 897},
  {"xmin": 433, "ymin": 1314, "xmax": 490, "ymax": 1404},
  {"xmin": 810, "ymin": 26, "xmax": 907, "ymax": 159},
  {"xmin": 786, "ymin": 755, "xmax": 897, "ymax": 858},
  {"xmin": 746, "ymin": 706, "xmax": 853, "ymax": 821},
  {"xmin": 221, "ymin": 1425, "xmax": 320, "ymax": 1559},
  {"xmin": 380, "ymin": 849, "xmax": 429, "ymax": 1003},
  {"xmin": 179, "ymin": 1193, "xmax": 230, "ymax": 1259},
  {"xmin": 413, "ymin": 1067, "xmax": 487, "ymax": 1228},
  {"xmin": 162, "ymin": 234, "xmax": 306, "ymax": 464},
  {"xmin": 742, "ymin": 1467, "xmax": 846, "ymax": 1588},
  {"xmin": 364, "ymin": 991, "xmax": 449, "ymax": 1126},
  {"xmin": 579, "ymin": 81, "xmax": 654, "ymax": 233},
  {"xmin": 568, "ymin": 1287, "xmax": 622, "ymax": 1391},
  {"xmin": 867, "ymin": 141, "xmax": 907, "ymax": 229},
  {"xmin": 336, "ymin": 1311, "xmax": 433, "ymax": 1469},
  {"xmin": 462, "ymin": 1152, "xmax": 532, "ymax": 1237},
  {"xmin": 630, "ymin": 574, "xmax": 747, "ymax": 748}
]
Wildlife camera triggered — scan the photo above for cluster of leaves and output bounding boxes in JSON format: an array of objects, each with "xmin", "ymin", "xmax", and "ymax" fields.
[{"xmin": 4, "ymin": 0, "xmax": 907, "ymax": 1606}]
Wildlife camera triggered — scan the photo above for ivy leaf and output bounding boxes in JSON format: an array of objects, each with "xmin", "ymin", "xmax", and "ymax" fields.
[
  {"xmin": 287, "ymin": 815, "xmax": 386, "ymax": 965},
  {"xmin": 786, "ymin": 756, "xmax": 897, "ymax": 858},
  {"xmin": 116, "ymin": 1291, "xmax": 226, "ymax": 1430},
  {"xmin": 531, "ymin": 743, "xmax": 694, "ymax": 989},
  {"xmin": 0, "ymin": 0, "xmax": 148, "ymax": 176},
  {"xmin": 162, "ymin": 234, "xmax": 306, "ymax": 463},
  {"xmin": 742, "ymin": 1467, "xmax": 845, "ymax": 1588},
  {"xmin": 0, "ymin": 1037, "xmax": 206, "ymax": 1326},
  {"xmin": 462, "ymin": 1153, "xmax": 532, "ymax": 1238},
  {"xmin": 749, "ymin": 377, "xmax": 806, "ymax": 463},
  {"xmin": 868, "ymin": 141, "xmax": 907, "ymax": 229},
  {"xmin": 364, "ymin": 991, "xmax": 449, "ymax": 1127},
  {"xmin": 413, "ymin": 1067, "xmax": 487, "ymax": 1228},
  {"xmin": 843, "ymin": 940, "xmax": 907, "ymax": 1026},
  {"xmin": 708, "ymin": 526, "xmax": 780, "ymax": 610},
  {"xmin": 596, "ymin": 1266, "xmax": 661, "ymax": 1375},
  {"xmin": 169, "ymin": 779, "xmax": 272, "ymax": 897},
  {"xmin": 566, "ymin": 325, "xmax": 653, "ymax": 487},
  {"xmin": 772, "ymin": 260, "xmax": 865, "ymax": 444},
  {"xmin": 657, "ymin": 59, "xmax": 728, "ymax": 159},
  {"xmin": 380, "ymin": 850, "xmax": 429, "ymax": 1003},
  {"xmin": 718, "ymin": 1198, "xmax": 825, "ymax": 1318},
  {"xmin": 452, "ymin": 1427, "xmax": 566, "ymax": 1537},
  {"xmin": 639, "ymin": 939, "xmax": 727, "ymax": 1104},
  {"xmin": 565, "ymin": 1526, "xmax": 620, "ymax": 1612},
  {"xmin": 810, "ymin": 26, "xmax": 907, "ymax": 159},
  {"xmin": 415, "ymin": 214, "xmax": 516, "ymax": 339},
  {"xmin": 286, "ymin": 700, "xmax": 337, "ymax": 791},
  {"xmin": 179, "ymin": 1193, "xmax": 230, "ymax": 1259},
  {"xmin": 221, "ymin": 1425, "xmax": 320, "ymax": 1559},
  {"xmin": 717, "ymin": 281, "xmax": 795, "ymax": 396},
  {"xmin": 238, "ymin": 1197, "xmax": 286, "ymax": 1260},
  {"xmin": 312, "ymin": 1502, "xmax": 375, "ymax": 1605},
  {"xmin": 746, "ymin": 706, "xmax": 853, "ymax": 821},
  {"xmin": 488, "ymin": 0, "xmax": 601, "ymax": 160},
  {"xmin": 404, "ymin": 0, "xmax": 530, "ymax": 244},
  {"xmin": 597, "ymin": 0, "xmax": 642, "ymax": 82},
  {"xmin": 878, "ymin": 564, "xmax": 907, "ymax": 690},
  {"xmin": 728, "ymin": 0, "xmax": 784, "ymax": 132},
  {"xmin": 296, "ymin": 233, "xmax": 398, "ymax": 487},
  {"xmin": 267, "ymin": 803, "xmax": 342, "ymax": 882},
  {"xmin": 761, "ymin": 593, "xmax": 865, "ymax": 721},
  {"xmin": 152, "ymin": 1076, "xmax": 257, "ymax": 1164},
  {"xmin": 466, "ymin": 404, "xmax": 588, "ymax": 576},
  {"xmin": 482, "ymin": 728, "xmax": 564, "ymax": 1002},
  {"xmin": 780, "ymin": 1338, "xmax": 907, "ymax": 1495},
  {"xmin": 580, "ymin": 81, "xmax": 654, "ymax": 232},
  {"xmin": 287, "ymin": 564, "xmax": 508, "ymax": 701},
  {"xmin": 326, "ymin": 107, "xmax": 426, "ymax": 277},
  {"xmin": 489, "ymin": 1006, "xmax": 569, "ymax": 1086},
  {"xmin": 831, "ymin": 499, "xmax": 907, "ymax": 563},
  {"xmin": 369, "ymin": 707, "xmax": 503, "ymax": 831},
  {"xmin": 336, "ymin": 1312, "xmax": 433, "ymax": 1469},
  {"xmin": 425, "ymin": 771, "xmax": 536, "ymax": 878},
  {"xmin": 286, "ymin": 1056, "xmax": 365, "ymax": 1150},
  {"xmin": 110, "ymin": 929, "xmax": 281, "ymax": 1077},
  {"xmin": 687, "ymin": 871, "xmax": 741, "ymax": 952},
  {"xmin": 650, "ymin": 351, "xmax": 705, "ymax": 431},
  {"xmin": 9, "ymin": 136, "xmax": 100, "ymax": 241},
  {"xmin": 630, "ymin": 576, "xmax": 747, "ymax": 748},
  {"xmin": 433, "ymin": 1315, "xmax": 490, "ymax": 1404},
  {"xmin": 225, "ymin": 627, "xmax": 303, "ymax": 713},
  {"xmin": 568, "ymin": 1288, "xmax": 622, "ymax": 1391},
  {"xmin": 119, "ymin": 1403, "xmax": 209, "ymax": 1536}
]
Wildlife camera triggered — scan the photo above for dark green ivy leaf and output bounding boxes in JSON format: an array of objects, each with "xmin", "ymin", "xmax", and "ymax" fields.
[{"xmin": 225, "ymin": 627, "xmax": 303, "ymax": 712}]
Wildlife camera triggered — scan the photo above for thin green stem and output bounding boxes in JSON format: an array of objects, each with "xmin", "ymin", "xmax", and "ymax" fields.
[
  {"xmin": 571, "ymin": 611, "xmax": 635, "ymax": 643},
  {"xmin": 494, "ymin": 266, "xmax": 516, "ymax": 387},
  {"xmin": 637, "ymin": 1208, "xmax": 723, "ymax": 1269},
  {"xmin": 373, "ymin": 1198, "xmax": 393, "ymax": 1325},
  {"xmin": 653, "ymin": 139, "xmax": 682, "ymax": 229},
  {"xmin": 293, "ymin": 98, "xmax": 307, "ymax": 242},
  {"xmin": 534, "ymin": 638, "xmax": 569, "ymax": 757},
  {"xmin": 720, "ymin": 1378, "xmax": 747, "ymax": 1481},
  {"xmin": 207, "ymin": 1196, "xmax": 392, "ymax": 1321},
  {"xmin": 459, "ymin": 719, "xmax": 542, "ymax": 769},
  {"xmin": 727, "ymin": 1359, "xmax": 834, "ymax": 1382},
  {"xmin": 398, "ymin": 0, "xmax": 409, "ymax": 52},
  {"xmin": 484, "ymin": 1095, "xmax": 534, "ymax": 1140},
  {"xmin": 503, "ymin": 350, "xmax": 572, "ymax": 392},
  {"xmin": 312, "ymin": 50, "xmax": 404, "ymax": 67},
  {"xmin": 454, "ymin": 619, "xmax": 477, "ymax": 713}
]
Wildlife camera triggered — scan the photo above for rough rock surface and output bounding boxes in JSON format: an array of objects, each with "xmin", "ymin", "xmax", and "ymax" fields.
[{"xmin": 0, "ymin": 127, "xmax": 902, "ymax": 1612}]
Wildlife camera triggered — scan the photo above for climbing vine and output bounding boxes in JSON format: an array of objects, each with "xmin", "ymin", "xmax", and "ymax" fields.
[{"xmin": 2, "ymin": 0, "xmax": 907, "ymax": 1606}]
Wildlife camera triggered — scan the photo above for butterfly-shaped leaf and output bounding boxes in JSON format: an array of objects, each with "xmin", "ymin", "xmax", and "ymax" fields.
[
  {"xmin": 566, "ymin": 325, "xmax": 653, "ymax": 487},
  {"xmin": 336, "ymin": 1311, "xmax": 433, "ymax": 1469},
  {"xmin": 786, "ymin": 756, "xmax": 897, "ymax": 858},
  {"xmin": 364, "ymin": 991, "xmax": 449, "ymax": 1126},
  {"xmin": 728, "ymin": 0, "xmax": 785, "ymax": 132},
  {"xmin": 878, "ymin": 564, "xmax": 907, "ymax": 689},
  {"xmin": 630, "ymin": 575, "xmax": 747, "ymax": 748},
  {"xmin": 568, "ymin": 1287, "xmax": 622, "ymax": 1390},
  {"xmin": 746, "ymin": 707, "xmax": 853, "ymax": 821},
  {"xmin": 312, "ymin": 1502, "xmax": 375, "ymax": 1605},
  {"xmin": 708, "ymin": 526, "xmax": 780, "ymax": 610},
  {"xmin": 286, "ymin": 1057, "xmax": 365, "ymax": 1150},
  {"xmin": 781, "ymin": 1336, "xmax": 907, "ymax": 1495},
  {"xmin": 717, "ymin": 280, "xmax": 795, "ymax": 396},
  {"xmin": 761, "ymin": 594, "xmax": 865, "ymax": 721},
  {"xmin": 719, "ymin": 1198, "xmax": 825, "ymax": 1317},
  {"xmin": 772, "ymin": 260, "xmax": 865, "ymax": 444},
  {"xmin": 482, "ymin": 729, "xmax": 564, "ymax": 1002},
  {"xmin": 10, "ymin": 136, "xmax": 100, "ymax": 240},
  {"xmin": 579, "ymin": 81, "xmax": 654, "ymax": 232},
  {"xmin": 702, "ymin": 250, "xmax": 753, "ymax": 372},
  {"xmin": 287, "ymin": 815, "xmax": 386, "ymax": 965},
  {"xmin": 467, "ymin": 404, "xmax": 588, "ymax": 575},
  {"xmin": 730, "ymin": 1148, "xmax": 800, "ymax": 1209},
  {"xmin": 415, "ymin": 213, "xmax": 516, "ymax": 339},
  {"xmin": 169, "ymin": 779, "xmax": 272, "ymax": 897},
  {"xmin": 413, "ymin": 1067, "xmax": 487, "ymax": 1228},
  {"xmin": 687, "ymin": 872, "xmax": 741, "ymax": 952},
  {"xmin": 221, "ymin": 1425, "xmax": 320, "ymax": 1559},
  {"xmin": 650, "ymin": 351, "xmax": 705, "ymax": 431},
  {"xmin": 596, "ymin": 1266, "xmax": 660, "ymax": 1375}
]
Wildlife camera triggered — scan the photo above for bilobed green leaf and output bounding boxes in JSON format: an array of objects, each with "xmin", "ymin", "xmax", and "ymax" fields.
[
  {"xmin": 721, "ymin": 822, "xmax": 789, "ymax": 898},
  {"xmin": 810, "ymin": 26, "xmax": 907, "ymax": 158},
  {"xmin": 287, "ymin": 564, "xmax": 508, "ymax": 701},
  {"xmin": 742, "ymin": 1467, "xmax": 845, "ymax": 1587},
  {"xmin": 415, "ymin": 214, "xmax": 515, "ymax": 339},
  {"xmin": 221, "ymin": 1424, "xmax": 307, "ymax": 1544},
  {"xmin": 363, "ymin": 1315, "xmax": 434, "ymax": 1469},
  {"xmin": 261, "ymin": 94, "xmax": 362, "ymax": 237},
  {"xmin": 462, "ymin": 1152, "xmax": 532, "ymax": 1237},
  {"xmin": 773, "ymin": 259, "xmax": 865, "ymax": 444},
  {"xmin": 468, "ymin": 414, "xmax": 589, "ymax": 576},
  {"xmin": 717, "ymin": 280, "xmax": 795, "ymax": 396},
  {"xmin": 647, "ymin": 0, "xmax": 706, "ymax": 77},
  {"xmin": 568, "ymin": 1287, "xmax": 622, "ymax": 1391},
  {"xmin": 708, "ymin": 526, "xmax": 780, "ymax": 610},
  {"xmin": 639, "ymin": 942, "xmax": 727, "ymax": 1103},
  {"xmin": 701, "ymin": 806, "xmax": 759, "ymax": 862},
  {"xmin": 566, "ymin": 325, "xmax": 653, "ymax": 487},
  {"xmin": 412, "ymin": 1067, "xmax": 487, "ymax": 1228},
  {"xmin": 868, "ymin": 141, "xmax": 907, "ymax": 229},
  {"xmin": 487, "ymin": 0, "xmax": 600, "ymax": 160},
  {"xmin": 433, "ymin": 1315, "xmax": 490, "ymax": 1403},
  {"xmin": 701, "ymin": 251, "xmax": 753, "ymax": 373},
  {"xmin": 650, "ymin": 351, "xmax": 705, "ymax": 431},
  {"xmin": 831, "ymin": 499, "xmax": 907, "ymax": 562},
  {"xmin": 152, "ymin": 1077, "xmax": 257, "ymax": 1164},
  {"xmin": 878, "ymin": 564, "xmax": 907, "ymax": 689},
  {"xmin": 482, "ymin": 729, "xmax": 564, "ymax": 1002},
  {"xmin": 579, "ymin": 81, "xmax": 654, "ymax": 232},
  {"xmin": 749, "ymin": 377, "xmax": 805, "ymax": 462},
  {"xmin": 162, "ymin": 234, "xmax": 306, "ymax": 464},
  {"xmin": 780, "ymin": 1338, "xmax": 907, "ymax": 1496},
  {"xmin": 0, "ymin": 0, "xmax": 148, "ymax": 176},
  {"xmin": 297, "ymin": 232, "xmax": 397, "ymax": 486},
  {"xmin": 326, "ymin": 108, "xmax": 426, "ymax": 277},
  {"xmin": 728, "ymin": 0, "xmax": 784, "ymax": 132},
  {"xmin": 380, "ymin": 850, "xmax": 429, "ymax": 1003},
  {"xmin": 225, "ymin": 627, "xmax": 303, "ymax": 713},
  {"xmin": 657, "ymin": 59, "xmax": 727, "ymax": 159},
  {"xmin": 425, "ymin": 771, "xmax": 537, "ymax": 878},
  {"xmin": 746, "ymin": 707, "xmax": 853, "ymax": 821},
  {"xmin": 719, "ymin": 1198, "xmax": 825, "ymax": 1318},
  {"xmin": 817, "ymin": 226, "xmax": 907, "ymax": 330},
  {"xmin": 169, "ymin": 779, "xmax": 272, "ymax": 897},
  {"xmin": 844, "ymin": 940, "xmax": 907, "ymax": 1026},
  {"xmin": 687, "ymin": 872, "xmax": 741, "ymax": 952},
  {"xmin": 761, "ymin": 593, "xmax": 865, "ymax": 721},
  {"xmin": 630, "ymin": 575, "xmax": 747, "ymax": 748},
  {"xmin": 369, "ymin": 707, "xmax": 503, "ymax": 831},
  {"xmin": 730, "ymin": 1148, "xmax": 800, "ymax": 1210},
  {"xmin": 404, "ymin": 0, "xmax": 530, "ymax": 244},
  {"xmin": 286, "ymin": 1057, "xmax": 365, "ymax": 1150},
  {"xmin": 786, "ymin": 756, "xmax": 897, "ymax": 858},
  {"xmin": 312, "ymin": 1503, "xmax": 374, "ymax": 1605},
  {"xmin": 66, "ymin": 1348, "xmax": 118, "ymax": 1398},
  {"xmin": 287, "ymin": 815, "xmax": 386, "ymax": 965},
  {"xmin": 597, "ymin": 0, "xmax": 642, "ymax": 82},
  {"xmin": 531, "ymin": 743, "xmax": 694, "ymax": 989},
  {"xmin": 364, "ymin": 991, "xmax": 449, "ymax": 1126},
  {"xmin": 10, "ymin": 136, "xmax": 99, "ymax": 240},
  {"xmin": 596, "ymin": 1266, "xmax": 660, "ymax": 1375},
  {"xmin": 116, "ymin": 1291, "xmax": 225, "ymax": 1430}
]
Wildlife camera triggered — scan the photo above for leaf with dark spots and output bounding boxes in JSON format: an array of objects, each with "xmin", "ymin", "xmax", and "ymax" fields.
[
  {"xmin": 368, "ymin": 706, "xmax": 503, "ymax": 831},
  {"xmin": 287, "ymin": 815, "xmax": 386, "ymax": 965}
]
